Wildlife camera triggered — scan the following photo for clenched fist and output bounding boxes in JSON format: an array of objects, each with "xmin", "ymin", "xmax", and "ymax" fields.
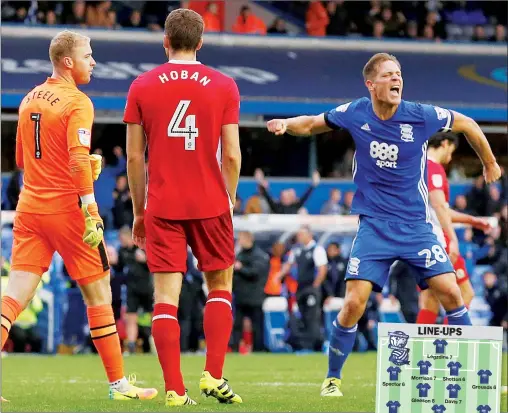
[
  {"xmin": 267, "ymin": 119, "xmax": 287, "ymax": 136},
  {"xmin": 483, "ymin": 162, "xmax": 501, "ymax": 184}
]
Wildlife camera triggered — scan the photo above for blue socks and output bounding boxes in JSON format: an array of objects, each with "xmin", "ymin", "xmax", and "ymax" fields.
[
  {"xmin": 446, "ymin": 305, "xmax": 472, "ymax": 326},
  {"xmin": 327, "ymin": 321, "xmax": 358, "ymax": 379}
]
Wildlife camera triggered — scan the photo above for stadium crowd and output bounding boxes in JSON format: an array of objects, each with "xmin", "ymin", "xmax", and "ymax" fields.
[{"xmin": 2, "ymin": 1, "xmax": 507, "ymax": 42}]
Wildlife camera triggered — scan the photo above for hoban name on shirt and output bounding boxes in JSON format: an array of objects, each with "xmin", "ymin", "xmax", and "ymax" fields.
[
  {"xmin": 418, "ymin": 327, "xmax": 462, "ymax": 336},
  {"xmin": 158, "ymin": 70, "xmax": 211, "ymax": 86}
]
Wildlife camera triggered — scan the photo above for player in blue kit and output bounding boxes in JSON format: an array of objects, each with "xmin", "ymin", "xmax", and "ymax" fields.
[{"xmin": 266, "ymin": 52, "xmax": 501, "ymax": 398}]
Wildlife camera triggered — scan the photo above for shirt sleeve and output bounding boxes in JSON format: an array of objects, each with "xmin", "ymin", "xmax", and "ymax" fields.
[
  {"xmin": 428, "ymin": 162, "xmax": 445, "ymax": 192},
  {"xmin": 223, "ymin": 79, "xmax": 240, "ymax": 125},
  {"xmin": 123, "ymin": 78, "xmax": 142, "ymax": 125},
  {"xmin": 67, "ymin": 96, "xmax": 94, "ymax": 150},
  {"xmin": 324, "ymin": 101, "xmax": 353, "ymax": 130},
  {"xmin": 422, "ymin": 104, "xmax": 454, "ymax": 136},
  {"xmin": 313, "ymin": 245, "xmax": 328, "ymax": 267}
]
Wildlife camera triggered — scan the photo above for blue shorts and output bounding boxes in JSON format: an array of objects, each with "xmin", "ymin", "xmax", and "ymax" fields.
[{"xmin": 345, "ymin": 216, "xmax": 455, "ymax": 292}]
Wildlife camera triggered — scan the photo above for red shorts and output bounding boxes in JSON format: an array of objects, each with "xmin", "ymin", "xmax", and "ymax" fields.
[
  {"xmin": 443, "ymin": 234, "xmax": 470, "ymax": 285},
  {"xmin": 451, "ymin": 254, "xmax": 469, "ymax": 284},
  {"xmin": 145, "ymin": 210, "xmax": 235, "ymax": 274}
]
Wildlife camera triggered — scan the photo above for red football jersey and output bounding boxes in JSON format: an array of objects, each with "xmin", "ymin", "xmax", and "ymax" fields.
[
  {"xmin": 124, "ymin": 60, "xmax": 240, "ymax": 220},
  {"xmin": 427, "ymin": 158, "xmax": 449, "ymax": 202}
]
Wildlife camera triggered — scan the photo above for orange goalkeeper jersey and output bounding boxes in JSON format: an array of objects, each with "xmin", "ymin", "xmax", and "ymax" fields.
[{"xmin": 16, "ymin": 77, "xmax": 94, "ymax": 214}]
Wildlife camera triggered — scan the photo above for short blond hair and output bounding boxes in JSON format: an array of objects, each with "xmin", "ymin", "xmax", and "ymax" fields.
[
  {"xmin": 362, "ymin": 53, "xmax": 401, "ymax": 81},
  {"xmin": 49, "ymin": 30, "xmax": 90, "ymax": 64}
]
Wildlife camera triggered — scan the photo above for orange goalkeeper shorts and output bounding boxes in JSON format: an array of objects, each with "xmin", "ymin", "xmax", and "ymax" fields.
[{"xmin": 11, "ymin": 210, "xmax": 110, "ymax": 285}]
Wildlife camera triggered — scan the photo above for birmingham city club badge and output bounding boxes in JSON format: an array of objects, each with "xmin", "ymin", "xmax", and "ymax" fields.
[{"xmin": 388, "ymin": 331, "xmax": 410, "ymax": 366}]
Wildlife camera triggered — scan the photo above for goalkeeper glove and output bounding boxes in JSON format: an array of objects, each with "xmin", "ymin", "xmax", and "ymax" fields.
[
  {"xmin": 81, "ymin": 203, "xmax": 104, "ymax": 249},
  {"xmin": 89, "ymin": 154, "xmax": 102, "ymax": 181}
]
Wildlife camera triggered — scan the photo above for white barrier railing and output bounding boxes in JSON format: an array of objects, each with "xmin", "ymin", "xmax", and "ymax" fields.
[{"xmin": 2, "ymin": 25, "xmax": 506, "ymax": 56}]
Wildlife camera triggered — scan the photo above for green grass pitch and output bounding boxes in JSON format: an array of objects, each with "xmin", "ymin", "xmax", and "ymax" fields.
[{"xmin": 2, "ymin": 353, "xmax": 506, "ymax": 412}]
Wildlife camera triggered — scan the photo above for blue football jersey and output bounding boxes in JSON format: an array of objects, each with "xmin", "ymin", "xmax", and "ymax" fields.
[{"xmin": 324, "ymin": 98, "xmax": 454, "ymax": 222}]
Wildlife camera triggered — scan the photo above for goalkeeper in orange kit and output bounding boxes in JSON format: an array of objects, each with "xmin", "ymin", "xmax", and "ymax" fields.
[{"xmin": 0, "ymin": 30, "xmax": 157, "ymax": 403}]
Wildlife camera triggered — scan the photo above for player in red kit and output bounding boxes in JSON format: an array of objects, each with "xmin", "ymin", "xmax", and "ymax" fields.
[
  {"xmin": 417, "ymin": 132, "xmax": 491, "ymax": 324},
  {"xmin": 124, "ymin": 9, "xmax": 242, "ymax": 407}
]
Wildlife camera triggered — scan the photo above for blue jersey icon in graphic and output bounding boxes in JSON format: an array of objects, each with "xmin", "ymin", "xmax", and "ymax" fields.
[
  {"xmin": 386, "ymin": 400, "xmax": 401, "ymax": 413},
  {"xmin": 446, "ymin": 384, "xmax": 461, "ymax": 399},
  {"xmin": 432, "ymin": 404, "xmax": 447, "ymax": 413},
  {"xmin": 387, "ymin": 366, "xmax": 401, "ymax": 381},
  {"xmin": 417, "ymin": 360, "xmax": 432, "ymax": 375},
  {"xmin": 433, "ymin": 339, "xmax": 448, "ymax": 354},
  {"xmin": 478, "ymin": 370, "xmax": 492, "ymax": 384},
  {"xmin": 447, "ymin": 361, "xmax": 462, "ymax": 376},
  {"xmin": 477, "ymin": 405, "xmax": 492, "ymax": 413},
  {"xmin": 416, "ymin": 382, "xmax": 431, "ymax": 397}
]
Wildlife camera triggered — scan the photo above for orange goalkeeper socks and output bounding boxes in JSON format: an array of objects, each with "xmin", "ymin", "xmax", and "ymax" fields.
[
  {"xmin": 87, "ymin": 304, "xmax": 124, "ymax": 383},
  {"xmin": 1, "ymin": 296, "xmax": 23, "ymax": 350}
]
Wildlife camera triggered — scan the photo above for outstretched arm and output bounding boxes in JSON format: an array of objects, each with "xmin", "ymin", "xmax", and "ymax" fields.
[
  {"xmin": 449, "ymin": 209, "xmax": 491, "ymax": 232},
  {"xmin": 267, "ymin": 114, "xmax": 332, "ymax": 137},
  {"xmin": 451, "ymin": 111, "xmax": 501, "ymax": 183}
]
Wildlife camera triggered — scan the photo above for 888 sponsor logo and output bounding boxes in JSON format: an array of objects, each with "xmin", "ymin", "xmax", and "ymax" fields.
[{"xmin": 370, "ymin": 141, "xmax": 399, "ymax": 168}]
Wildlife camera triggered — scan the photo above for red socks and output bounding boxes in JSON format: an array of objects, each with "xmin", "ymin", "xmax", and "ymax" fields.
[
  {"xmin": 204, "ymin": 290, "xmax": 233, "ymax": 379},
  {"xmin": 416, "ymin": 309, "xmax": 438, "ymax": 324},
  {"xmin": 152, "ymin": 303, "xmax": 185, "ymax": 395}
]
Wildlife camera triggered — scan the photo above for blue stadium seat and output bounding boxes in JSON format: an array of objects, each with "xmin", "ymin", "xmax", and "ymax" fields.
[{"xmin": 262, "ymin": 297, "xmax": 291, "ymax": 352}]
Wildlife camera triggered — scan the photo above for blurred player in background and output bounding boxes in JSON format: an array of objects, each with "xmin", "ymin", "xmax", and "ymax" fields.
[
  {"xmin": 124, "ymin": 9, "xmax": 242, "ymax": 406},
  {"xmin": 0, "ymin": 30, "xmax": 157, "ymax": 403},
  {"xmin": 416, "ymin": 132, "xmax": 491, "ymax": 324},
  {"xmin": 267, "ymin": 52, "xmax": 501, "ymax": 398}
]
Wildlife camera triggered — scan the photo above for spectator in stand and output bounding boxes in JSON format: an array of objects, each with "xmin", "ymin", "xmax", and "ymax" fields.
[
  {"xmin": 454, "ymin": 195, "xmax": 472, "ymax": 214},
  {"xmin": 472, "ymin": 25, "xmax": 488, "ymax": 42},
  {"xmin": 486, "ymin": 185, "xmax": 503, "ymax": 217},
  {"xmin": 264, "ymin": 242, "xmax": 286, "ymax": 297},
  {"xmin": 422, "ymin": 24, "xmax": 437, "ymax": 41},
  {"xmin": 423, "ymin": 10, "xmax": 446, "ymax": 41},
  {"xmin": 306, "ymin": 0, "xmax": 329, "ymax": 37},
  {"xmin": 483, "ymin": 271, "xmax": 508, "ymax": 326},
  {"xmin": 85, "ymin": 0, "xmax": 111, "ymax": 27},
  {"xmin": 123, "ymin": 9, "xmax": 143, "ymax": 29},
  {"xmin": 255, "ymin": 169, "xmax": 320, "ymax": 214},
  {"xmin": 365, "ymin": 0, "xmax": 382, "ymax": 34},
  {"xmin": 232, "ymin": 5, "xmax": 266, "ymax": 35},
  {"xmin": 405, "ymin": 20, "xmax": 418, "ymax": 39},
  {"xmin": 322, "ymin": 242, "xmax": 347, "ymax": 302},
  {"xmin": 112, "ymin": 175, "xmax": 133, "ymax": 229},
  {"xmin": 94, "ymin": 146, "xmax": 127, "ymax": 229},
  {"xmin": 379, "ymin": 7, "xmax": 405, "ymax": 38},
  {"xmin": 326, "ymin": 0, "xmax": 352, "ymax": 36},
  {"xmin": 321, "ymin": 189, "xmax": 345, "ymax": 215},
  {"xmin": 467, "ymin": 175, "xmax": 489, "ymax": 216},
  {"xmin": 45, "ymin": 9, "xmax": 57, "ymax": 25},
  {"xmin": 203, "ymin": 2, "xmax": 221, "ymax": 33},
  {"xmin": 491, "ymin": 24, "xmax": 507, "ymax": 42},
  {"xmin": 231, "ymin": 231, "xmax": 269, "ymax": 352},
  {"xmin": 64, "ymin": 0, "xmax": 86, "ymax": 26},
  {"xmin": 342, "ymin": 191, "xmax": 354, "ymax": 215},
  {"xmin": 268, "ymin": 17, "xmax": 288, "ymax": 34},
  {"xmin": 372, "ymin": 19, "xmax": 385, "ymax": 39}
]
